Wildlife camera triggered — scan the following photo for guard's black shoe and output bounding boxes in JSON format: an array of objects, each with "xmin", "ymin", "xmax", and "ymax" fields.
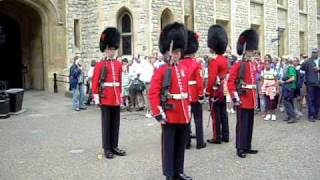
[
  {"xmin": 245, "ymin": 149, "xmax": 259, "ymax": 154},
  {"xmin": 111, "ymin": 148, "xmax": 126, "ymax": 156},
  {"xmin": 237, "ymin": 149, "xmax": 246, "ymax": 158},
  {"xmin": 165, "ymin": 176, "xmax": 175, "ymax": 180},
  {"xmin": 104, "ymin": 150, "xmax": 114, "ymax": 159},
  {"xmin": 190, "ymin": 134, "xmax": 196, "ymax": 139},
  {"xmin": 222, "ymin": 138, "xmax": 229, "ymax": 143},
  {"xmin": 186, "ymin": 143, "xmax": 191, "ymax": 150},
  {"xmin": 196, "ymin": 143, "xmax": 206, "ymax": 149},
  {"xmin": 207, "ymin": 139, "xmax": 221, "ymax": 144},
  {"xmin": 178, "ymin": 173, "xmax": 192, "ymax": 180},
  {"xmin": 80, "ymin": 107, "xmax": 87, "ymax": 110}
]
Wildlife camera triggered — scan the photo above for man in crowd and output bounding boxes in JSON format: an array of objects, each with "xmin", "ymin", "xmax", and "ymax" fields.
[
  {"xmin": 69, "ymin": 56, "xmax": 86, "ymax": 111},
  {"xmin": 301, "ymin": 48, "xmax": 320, "ymax": 122},
  {"xmin": 92, "ymin": 27, "xmax": 126, "ymax": 159},
  {"xmin": 227, "ymin": 29, "xmax": 260, "ymax": 158}
]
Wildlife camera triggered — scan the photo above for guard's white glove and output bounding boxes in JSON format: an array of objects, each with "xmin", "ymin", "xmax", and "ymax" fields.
[{"xmin": 93, "ymin": 94, "xmax": 100, "ymax": 105}]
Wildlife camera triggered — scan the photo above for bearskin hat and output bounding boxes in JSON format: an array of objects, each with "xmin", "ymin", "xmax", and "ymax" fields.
[
  {"xmin": 237, "ymin": 29, "xmax": 259, "ymax": 55},
  {"xmin": 159, "ymin": 22, "xmax": 188, "ymax": 54},
  {"xmin": 99, "ymin": 27, "xmax": 120, "ymax": 52},
  {"xmin": 207, "ymin": 25, "xmax": 228, "ymax": 55},
  {"xmin": 185, "ymin": 30, "xmax": 199, "ymax": 55}
]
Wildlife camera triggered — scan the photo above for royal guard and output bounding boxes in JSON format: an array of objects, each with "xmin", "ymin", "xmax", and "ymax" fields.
[
  {"xmin": 92, "ymin": 27, "xmax": 126, "ymax": 159},
  {"xmin": 205, "ymin": 25, "xmax": 230, "ymax": 144},
  {"xmin": 180, "ymin": 30, "xmax": 206, "ymax": 150},
  {"xmin": 227, "ymin": 29, "xmax": 259, "ymax": 158},
  {"xmin": 148, "ymin": 22, "xmax": 192, "ymax": 180}
]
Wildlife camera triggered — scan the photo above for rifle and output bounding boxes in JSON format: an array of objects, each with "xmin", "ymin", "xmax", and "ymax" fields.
[
  {"xmin": 236, "ymin": 42, "xmax": 247, "ymax": 95},
  {"xmin": 160, "ymin": 40, "xmax": 174, "ymax": 110},
  {"xmin": 99, "ymin": 62, "xmax": 107, "ymax": 99}
]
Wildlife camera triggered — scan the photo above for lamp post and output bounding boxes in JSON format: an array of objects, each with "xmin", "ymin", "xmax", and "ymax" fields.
[{"xmin": 271, "ymin": 27, "xmax": 285, "ymax": 57}]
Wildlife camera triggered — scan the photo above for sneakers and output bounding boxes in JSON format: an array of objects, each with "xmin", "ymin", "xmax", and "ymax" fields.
[
  {"xmin": 264, "ymin": 114, "xmax": 271, "ymax": 121},
  {"xmin": 271, "ymin": 114, "xmax": 276, "ymax": 121},
  {"xmin": 279, "ymin": 107, "xmax": 285, "ymax": 112}
]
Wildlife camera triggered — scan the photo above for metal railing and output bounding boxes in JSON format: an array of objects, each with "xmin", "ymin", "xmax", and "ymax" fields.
[{"xmin": 53, "ymin": 73, "xmax": 88, "ymax": 93}]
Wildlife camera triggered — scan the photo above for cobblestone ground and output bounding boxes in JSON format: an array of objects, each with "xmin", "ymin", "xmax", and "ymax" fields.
[{"xmin": 0, "ymin": 91, "xmax": 320, "ymax": 180}]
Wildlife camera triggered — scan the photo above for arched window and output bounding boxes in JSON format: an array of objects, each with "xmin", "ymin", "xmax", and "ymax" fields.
[
  {"xmin": 117, "ymin": 9, "xmax": 133, "ymax": 55},
  {"xmin": 161, "ymin": 8, "xmax": 174, "ymax": 30}
]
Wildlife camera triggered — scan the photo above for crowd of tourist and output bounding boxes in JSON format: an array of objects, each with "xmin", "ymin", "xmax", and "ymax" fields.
[{"xmin": 70, "ymin": 47, "xmax": 320, "ymax": 123}]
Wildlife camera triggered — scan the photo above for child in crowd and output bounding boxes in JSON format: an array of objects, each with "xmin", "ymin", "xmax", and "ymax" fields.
[{"xmin": 261, "ymin": 59, "xmax": 279, "ymax": 121}]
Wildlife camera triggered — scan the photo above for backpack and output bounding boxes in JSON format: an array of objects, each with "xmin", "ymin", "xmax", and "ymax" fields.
[{"xmin": 130, "ymin": 78, "xmax": 145, "ymax": 92}]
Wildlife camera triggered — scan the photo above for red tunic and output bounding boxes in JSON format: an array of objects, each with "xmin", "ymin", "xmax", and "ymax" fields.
[
  {"xmin": 92, "ymin": 59, "xmax": 122, "ymax": 106},
  {"xmin": 180, "ymin": 57, "xmax": 204, "ymax": 102},
  {"xmin": 148, "ymin": 63, "xmax": 190, "ymax": 124},
  {"xmin": 227, "ymin": 60, "xmax": 257, "ymax": 109},
  {"xmin": 206, "ymin": 55, "xmax": 229, "ymax": 99}
]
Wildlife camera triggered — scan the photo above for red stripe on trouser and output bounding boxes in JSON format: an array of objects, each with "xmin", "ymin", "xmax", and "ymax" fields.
[
  {"xmin": 211, "ymin": 103, "xmax": 218, "ymax": 140},
  {"xmin": 236, "ymin": 107, "xmax": 241, "ymax": 149}
]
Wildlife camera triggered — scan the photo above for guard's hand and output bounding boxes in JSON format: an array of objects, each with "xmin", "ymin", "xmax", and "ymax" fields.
[
  {"xmin": 232, "ymin": 98, "xmax": 241, "ymax": 106},
  {"xmin": 155, "ymin": 114, "xmax": 167, "ymax": 124},
  {"xmin": 93, "ymin": 94, "xmax": 100, "ymax": 105},
  {"xmin": 198, "ymin": 96, "xmax": 206, "ymax": 104}
]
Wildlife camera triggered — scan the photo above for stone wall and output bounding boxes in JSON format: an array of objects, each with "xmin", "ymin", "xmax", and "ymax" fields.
[{"xmin": 64, "ymin": 0, "xmax": 320, "ymax": 67}]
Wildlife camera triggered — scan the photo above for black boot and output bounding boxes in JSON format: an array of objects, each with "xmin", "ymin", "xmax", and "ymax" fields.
[
  {"xmin": 196, "ymin": 143, "xmax": 206, "ymax": 149},
  {"xmin": 111, "ymin": 148, "xmax": 126, "ymax": 156},
  {"xmin": 104, "ymin": 150, "xmax": 114, "ymax": 159},
  {"xmin": 245, "ymin": 149, "xmax": 258, "ymax": 154},
  {"xmin": 237, "ymin": 149, "xmax": 246, "ymax": 158},
  {"xmin": 177, "ymin": 173, "xmax": 192, "ymax": 180},
  {"xmin": 207, "ymin": 139, "xmax": 221, "ymax": 144}
]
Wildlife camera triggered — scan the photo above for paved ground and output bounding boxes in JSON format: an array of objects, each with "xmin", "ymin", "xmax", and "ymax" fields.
[{"xmin": 0, "ymin": 91, "xmax": 320, "ymax": 180}]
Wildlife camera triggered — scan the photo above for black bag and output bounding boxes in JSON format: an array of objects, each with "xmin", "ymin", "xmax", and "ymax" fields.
[{"xmin": 130, "ymin": 78, "xmax": 145, "ymax": 92}]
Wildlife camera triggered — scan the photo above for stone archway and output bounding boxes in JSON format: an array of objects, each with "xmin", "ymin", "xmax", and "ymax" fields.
[{"xmin": 0, "ymin": 0, "xmax": 66, "ymax": 91}]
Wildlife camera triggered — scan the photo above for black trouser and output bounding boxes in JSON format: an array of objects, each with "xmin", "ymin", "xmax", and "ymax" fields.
[
  {"xmin": 236, "ymin": 108, "xmax": 254, "ymax": 150},
  {"xmin": 101, "ymin": 105, "xmax": 120, "ymax": 151},
  {"xmin": 162, "ymin": 124, "xmax": 188, "ymax": 177},
  {"xmin": 187, "ymin": 102, "xmax": 204, "ymax": 146},
  {"xmin": 210, "ymin": 97, "xmax": 229, "ymax": 142},
  {"xmin": 283, "ymin": 88, "xmax": 296, "ymax": 119}
]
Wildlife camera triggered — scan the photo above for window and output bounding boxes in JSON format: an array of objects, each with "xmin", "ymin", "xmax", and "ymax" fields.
[
  {"xmin": 299, "ymin": 0, "xmax": 306, "ymax": 11},
  {"xmin": 117, "ymin": 10, "xmax": 133, "ymax": 55},
  {"xmin": 251, "ymin": 24, "xmax": 264, "ymax": 55},
  {"xmin": 74, "ymin": 19, "xmax": 80, "ymax": 48},
  {"xmin": 161, "ymin": 8, "xmax": 174, "ymax": 30},
  {"xmin": 318, "ymin": 0, "xmax": 320, "ymax": 15},
  {"xmin": 277, "ymin": 0, "xmax": 284, "ymax": 6},
  {"xmin": 217, "ymin": 20, "xmax": 231, "ymax": 46},
  {"xmin": 184, "ymin": 0, "xmax": 194, "ymax": 30},
  {"xmin": 299, "ymin": 31, "xmax": 306, "ymax": 55}
]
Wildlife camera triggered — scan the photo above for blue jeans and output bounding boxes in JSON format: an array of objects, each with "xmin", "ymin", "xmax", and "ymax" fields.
[{"xmin": 72, "ymin": 83, "xmax": 85, "ymax": 109}]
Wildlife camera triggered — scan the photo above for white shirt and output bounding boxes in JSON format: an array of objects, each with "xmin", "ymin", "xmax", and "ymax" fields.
[{"xmin": 140, "ymin": 61, "xmax": 154, "ymax": 83}]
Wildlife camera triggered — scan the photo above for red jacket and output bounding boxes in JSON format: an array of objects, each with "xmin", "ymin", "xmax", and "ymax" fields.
[
  {"xmin": 92, "ymin": 60, "xmax": 122, "ymax": 106},
  {"xmin": 206, "ymin": 55, "xmax": 229, "ymax": 100},
  {"xmin": 227, "ymin": 60, "xmax": 257, "ymax": 109},
  {"xmin": 148, "ymin": 63, "xmax": 190, "ymax": 124},
  {"xmin": 180, "ymin": 57, "xmax": 204, "ymax": 102}
]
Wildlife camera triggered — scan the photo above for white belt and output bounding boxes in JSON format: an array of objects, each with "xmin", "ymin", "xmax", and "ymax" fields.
[
  {"xmin": 169, "ymin": 93, "xmax": 188, "ymax": 100},
  {"xmin": 103, "ymin": 82, "xmax": 120, "ymax": 87},
  {"xmin": 241, "ymin": 84, "xmax": 256, "ymax": 89},
  {"xmin": 188, "ymin": 81, "xmax": 197, "ymax": 85}
]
